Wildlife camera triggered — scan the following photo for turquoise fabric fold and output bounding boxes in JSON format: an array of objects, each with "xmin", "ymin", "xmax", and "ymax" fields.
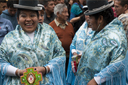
[
  {"xmin": 0, "ymin": 63, "xmax": 10, "ymax": 85},
  {"xmin": 125, "ymin": 50, "xmax": 128, "ymax": 85},
  {"xmin": 66, "ymin": 21, "xmax": 94, "ymax": 85}
]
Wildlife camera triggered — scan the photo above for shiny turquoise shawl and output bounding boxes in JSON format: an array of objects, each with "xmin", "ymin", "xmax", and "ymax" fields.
[
  {"xmin": 0, "ymin": 23, "xmax": 66, "ymax": 85},
  {"xmin": 74, "ymin": 18, "xmax": 127, "ymax": 85}
]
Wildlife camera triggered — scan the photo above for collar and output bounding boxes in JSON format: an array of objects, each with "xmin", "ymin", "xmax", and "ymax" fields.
[{"xmin": 54, "ymin": 18, "xmax": 68, "ymax": 27}]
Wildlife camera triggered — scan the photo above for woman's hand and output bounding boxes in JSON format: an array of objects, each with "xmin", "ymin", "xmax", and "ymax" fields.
[
  {"xmin": 71, "ymin": 57, "xmax": 81, "ymax": 71},
  {"xmin": 15, "ymin": 69, "xmax": 26, "ymax": 77},
  {"xmin": 87, "ymin": 78, "xmax": 98, "ymax": 85},
  {"xmin": 71, "ymin": 53, "xmax": 81, "ymax": 74},
  {"xmin": 70, "ymin": 17, "xmax": 81, "ymax": 25},
  {"xmin": 34, "ymin": 66, "xmax": 50, "ymax": 75},
  {"xmin": 77, "ymin": 54, "xmax": 81, "ymax": 64},
  {"xmin": 34, "ymin": 67, "xmax": 45, "ymax": 75},
  {"xmin": 72, "ymin": 53, "xmax": 81, "ymax": 66},
  {"xmin": 16, "ymin": 66, "xmax": 50, "ymax": 77}
]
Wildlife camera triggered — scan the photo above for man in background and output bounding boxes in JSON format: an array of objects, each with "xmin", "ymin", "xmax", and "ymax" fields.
[
  {"xmin": 42, "ymin": 0, "xmax": 56, "ymax": 24},
  {"xmin": 114, "ymin": 0, "xmax": 128, "ymax": 17},
  {"xmin": 114, "ymin": 0, "xmax": 128, "ymax": 44},
  {"xmin": 0, "ymin": 15, "xmax": 14, "ymax": 44},
  {"xmin": 0, "ymin": 0, "xmax": 7, "ymax": 14},
  {"xmin": 1, "ymin": 0, "xmax": 18, "ymax": 29},
  {"xmin": 49, "ymin": 4, "xmax": 74, "ymax": 74}
]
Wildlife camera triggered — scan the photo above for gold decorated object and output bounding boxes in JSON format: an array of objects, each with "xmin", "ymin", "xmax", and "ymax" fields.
[
  {"xmin": 20, "ymin": 67, "xmax": 42, "ymax": 85},
  {"xmin": 72, "ymin": 55, "xmax": 78, "ymax": 63}
]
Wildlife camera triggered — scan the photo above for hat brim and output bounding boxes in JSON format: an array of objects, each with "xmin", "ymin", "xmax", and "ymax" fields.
[
  {"xmin": 84, "ymin": 1, "xmax": 114, "ymax": 15},
  {"xmin": 13, "ymin": 4, "xmax": 42, "ymax": 11}
]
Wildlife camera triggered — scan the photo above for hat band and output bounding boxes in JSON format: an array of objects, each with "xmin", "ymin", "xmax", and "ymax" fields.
[
  {"xmin": 13, "ymin": 4, "xmax": 42, "ymax": 11},
  {"xmin": 84, "ymin": 1, "xmax": 114, "ymax": 15},
  {"xmin": 89, "ymin": 1, "xmax": 113, "ymax": 13}
]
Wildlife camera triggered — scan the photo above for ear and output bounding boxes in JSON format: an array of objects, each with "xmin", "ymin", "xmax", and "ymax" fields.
[
  {"xmin": 98, "ymin": 15, "xmax": 103, "ymax": 24},
  {"xmin": 56, "ymin": 12, "xmax": 60, "ymax": 16},
  {"xmin": 124, "ymin": 4, "xmax": 128, "ymax": 11}
]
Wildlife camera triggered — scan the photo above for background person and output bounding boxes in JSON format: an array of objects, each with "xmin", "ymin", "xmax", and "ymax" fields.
[
  {"xmin": 38, "ymin": 4, "xmax": 45, "ymax": 24},
  {"xmin": 0, "ymin": 1, "xmax": 7, "ymax": 14},
  {"xmin": 42, "ymin": 0, "xmax": 56, "ymax": 24},
  {"xmin": 70, "ymin": 0, "xmax": 85, "ymax": 33},
  {"xmin": 114, "ymin": 0, "xmax": 128, "ymax": 17},
  {"xmin": 66, "ymin": 0, "xmax": 73, "ymax": 21},
  {"xmin": 69, "ymin": 5, "xmax": 88, "ymax": 26},
  {"xmin": 0, "ymin": 15, "xmax": 14, "ymax": 45},
  {"xmin": 114, "ymin": 0, "xmax": 128, "ymax": 45},
  {"xmin": 1, "ymin": 0, "xmax": 18, "ymax": 29}
]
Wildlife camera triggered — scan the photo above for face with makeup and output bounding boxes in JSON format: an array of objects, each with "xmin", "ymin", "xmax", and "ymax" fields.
[{"xmin": 17, "ymin": 10, "xmax": 39, "ymax": 33}]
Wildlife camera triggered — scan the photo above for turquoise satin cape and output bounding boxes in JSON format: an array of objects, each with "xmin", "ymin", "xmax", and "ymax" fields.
[
  {"xmin": 0, "ymin": 23, "xmax": 66, "ymax": 85},
  {"xmin": 74, "ymin": 18, "xmax": 127, "ymax": 85}
]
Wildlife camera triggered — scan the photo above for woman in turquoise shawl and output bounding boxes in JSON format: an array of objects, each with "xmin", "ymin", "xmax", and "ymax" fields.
[
  {"xmin": 66, "ymin": 15, "xmax": 94, "ymax": 85},
  {"xmin": 74, "ymin": 0, "xmax": 127, "ymax": 85},
  {"xmin": 0, "ymin": 0, "xmax": 66, "ymax": 85}
]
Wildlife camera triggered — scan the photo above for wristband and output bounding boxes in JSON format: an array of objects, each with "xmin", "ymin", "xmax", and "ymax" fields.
[
  {"xmin": 45, "ymin": 66, "xmax": 48, "ymax": 74},
  {"xmin": 17, "ymin": 69, "xmax": 20, "ymax": 77},
  {"xmin": 43, "ymin": 66, "xmax": 46, "ymax": 75}
]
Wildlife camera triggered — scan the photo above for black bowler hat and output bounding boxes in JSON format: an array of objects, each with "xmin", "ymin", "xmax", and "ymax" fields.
[
  {"xmin": 84, "ymin": 0, "xmax": 114, "ymax": 15},
  {"xmin": 13, "ymin": 0, "xmax": 42, "ymax": 11}
]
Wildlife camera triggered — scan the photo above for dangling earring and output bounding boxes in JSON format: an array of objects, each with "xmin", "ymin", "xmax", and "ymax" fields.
[{"xmin": 96, "ymin": 23, "xmax": 101, "ymax": 31}]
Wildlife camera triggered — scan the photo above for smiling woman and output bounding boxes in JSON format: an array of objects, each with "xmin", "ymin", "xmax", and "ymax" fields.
[
  {"xmin": 17, "ymin": 9, "xmax": 39, "ymax": 33},
  {"xmin": 0, "ymin": 0, "xmax": 66, "ymax": 85}
]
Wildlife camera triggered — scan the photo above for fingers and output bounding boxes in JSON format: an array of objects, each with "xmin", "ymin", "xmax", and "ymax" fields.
[
  {"xmin": 20, "ymin": 69, "xmax": 27, "ymax": 75},
  {"xmin": 77, "ymin": 54, "xmax": 81, "ymax": 57},
  {"xmin": 78, "ymin": 58, "xmax": 81, "ymax": 64}
]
